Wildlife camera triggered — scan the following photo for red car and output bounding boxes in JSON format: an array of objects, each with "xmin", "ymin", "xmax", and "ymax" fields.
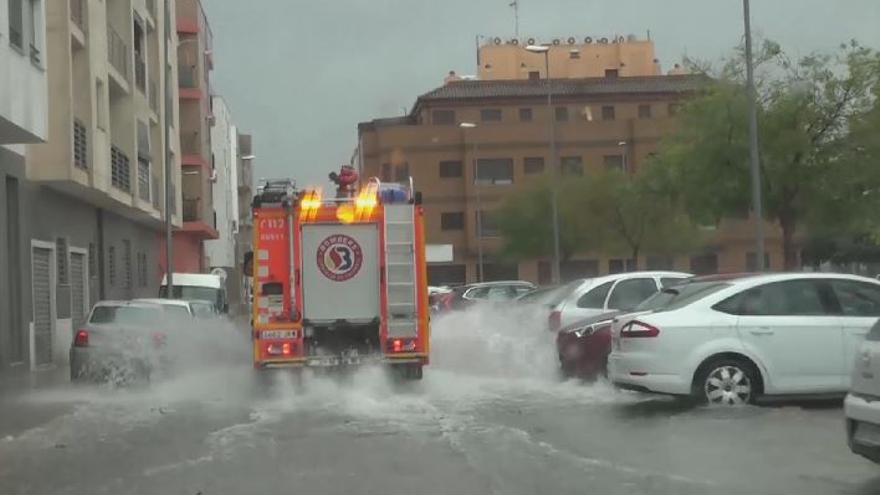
[{"xmin": 556, "ymin": 310, "xmax": 619, "ymax": 379}]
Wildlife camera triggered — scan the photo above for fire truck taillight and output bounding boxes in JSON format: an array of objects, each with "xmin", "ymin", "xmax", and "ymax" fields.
[
  {"xmin": 388, "ymin": 339, "xmax": 416, "ymax": 353},
  {"xmin": 266, "ymin": 342, "xmax": 296, "ymax": 356}
]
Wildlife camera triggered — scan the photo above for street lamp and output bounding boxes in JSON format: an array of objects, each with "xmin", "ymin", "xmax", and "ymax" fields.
[
  {"xmin": 742, "ymin": 0, "xmax": 765, "ymax": 270},
  {"xmin": 460, "ymin": 122, "xmax": 484, "ymax": 282},
  {"xmin": 617, "ymin": 141, "xmax": 628, "ymax": 173},
  {"xmin": 525, "ymin": 44, "xmax": 561, "ymax": 284}
]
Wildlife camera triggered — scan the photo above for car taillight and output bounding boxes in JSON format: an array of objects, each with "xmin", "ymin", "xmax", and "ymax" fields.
[
  {"xmin": 620, "ymin": 320, "xmax": 660, "ymax": 338},
  {"xmin": 74, "ymin": 329, "xmax": 89, "ymax": 347},
  {"xmin": 442, "ymin": 293, "xmax": 454, "ymax": 310},
  {"xmin": 549, "ymin": 311, "xmax": 562, "ymax": 332}
]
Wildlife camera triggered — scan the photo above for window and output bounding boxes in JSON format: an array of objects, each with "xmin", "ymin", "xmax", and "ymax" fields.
[
  {"xmin": 602, "ymin": 105, "xmax": 616, "ymax": 121},
  {"xmin": 660, "ymin": 277, "xmax": 687, "ymax": 288},
  {"xmin": 439, "ymin": 160, "xmax": 463, "ymax": 178},
  {"xmin": 8, "ymin": 0, "xmax": 23, "ymax": 48},
  {"xmin": 555, "ymin": 107, "xmax": 569, "ymax": 122},
  {"xmin": 561, "ymin": 259, "xmax": 598, "ymax": 281},
  {"xmin": 122, "ymin": 240, "xmax": 132, "ymax": 290},
  {"xmin": 603, "ymin": 155, "xmax": 625, "ymax": 172},
  {"xmin": 647, "ymin": 256, "xmax": 675, "ymax": 270},
  {"xmin": 137, "ymin": 158, "xmax": 150, "ymax": 202},
  {"xmin": 475, "ymin": 158, "xmax": 513, "ymax": 185},
  {"xmin": 528, "ymin": 71, "xmax": 540, "ymax": 81},
  {"xmin": 476, "ymin": 210, "xmax": 499, "ymax": 237},
  {"xmin": 380, "ymin": 163, "xmax": 391, "ymax": 182},
  {"xmin": 605, "ymin": 69, "xmax": 619, "ymax": 78},
  {"xmin": 569, "ymin": 51, "xmax": 581, "ymax": 60},
  {"xmin": 577, "ymin": 281, "xmax": 613, "ymax": 309},
  {"xmin": 27, "ymin": 0, "xmax": 43, "ymax": 64},
  {"xmin": 480, "ymin": 108, "xmax": 502, "ymax": 122},
  {"xmin": 746, "ymin": 252, "xmax": 770, "ymax": 271},
  {"xmin": 830, "ymin": 280, "xmax": 880, "ymax": 317},
  {"xmin": 523, "ymin": 157, "xmax": 544, "ymax": 174},
  {"xmin": 486, "ymin": 285, "xmax": 518, "ymax": 301},
  {"xmin": 668, "ymin": 103, "xmax": 682, "ymax": 116},
  {"xmin": 689, "ymin": 253, "xmax": 718, "ymax": 275},
  {"xmin": 394, "ymin": 163, "xmax": 409, "ymax": 182},
  {"xmin": 560, "ymin": 156, "xmax": 584, "ymax": 176},
  {"xmin": 440, "ymin": 212, "xmax": 464, "ymax": 231},
  {"xmin": 110, "ymin": 145, "xmax": 131, "ymax": 191},
  {"xmin": 638, "ymin": 104, "xmax": 652, "ymax": 119},
  {"xmin": 519, "ymin": 108, "xmax": 533, "ymax": 122},
  {"xmin": 608, "ymin": 258, "xmax": 636, "ymax": 274},
  {"xmin": 96, "ymin": 80, "xmax": 106, "ymax": 130},
  {"xmin": 108, "ymin": 246, "xmax": 116, "ymax": 286},
  {"xmin": 73, "ymin": 119, "xmax": 88, "ymax": 169},
  {"xmin": 431, "ymin": 109, "xmax": 455, "ymax": 125},
  {"xmin": 427, "ymin": 264, "xmax": 466, "ymax": 286},
  {"xmin": 56, "ymin": 238, "xmax": 69, "ymax": 285},
  {"xmin": 608, "ymin": 278, "xmax": 659, "ymax": 311},
  {"xmin": 715, "ymin": 280, "xmax": 831, "ymax": 316}
]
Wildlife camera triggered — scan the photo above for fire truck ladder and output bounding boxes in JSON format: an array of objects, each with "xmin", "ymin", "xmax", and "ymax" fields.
[{"xmin": 383, "ymin": 204, "xmax": 419, "ymax": 339}]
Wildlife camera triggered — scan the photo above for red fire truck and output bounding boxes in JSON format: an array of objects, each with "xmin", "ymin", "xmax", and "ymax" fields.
[{"xmin": 249, "ymin": 177, "xmax": 429, "ymax": 379}]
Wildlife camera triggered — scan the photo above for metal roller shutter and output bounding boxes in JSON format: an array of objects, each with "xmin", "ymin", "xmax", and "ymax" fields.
[
  {"xmin": 32, "ymin": 247, "xmax": 53, "ymax": 366},
  {"xmin": 70, "ymin": 252, "xmax": 86, "ymax": 331}
]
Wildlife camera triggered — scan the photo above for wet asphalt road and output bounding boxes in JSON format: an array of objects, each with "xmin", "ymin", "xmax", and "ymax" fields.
[{"xmin": 2, "ymin": 309, "xmax": 879, "ymax": 495}]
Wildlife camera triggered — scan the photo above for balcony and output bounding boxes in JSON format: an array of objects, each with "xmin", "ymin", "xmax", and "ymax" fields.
[
  {"xmin": 151, "ymin": 173, "xmax": 161, "ymax": 210},
  {"xmin": 183, "ymin": 197, "xmax": 200, "ymax": 222},
  {"xmin": 135, "ymin": 57, "xmax": 146, "ymax": 93},
  {"xmin": 70, "ymin": 0, "xmax": 87, "ymax": 33},
  {"xmin": 110, "ymin": 145, "xmax": 131, "ymax": 192},
  {"xmin": 178, "ymin": 64, "xmax": 202, "ymax": 100},
  {"xmin": 182, "ymin": 197, "xmax": 219, "ymax": 239},
  {"xmin": 137, "ymin": 159, "xmax": 150, "ymax": 202},
  {"xmin": 107, "ymin": 24, "xmax": 128, "ymax": 80}
]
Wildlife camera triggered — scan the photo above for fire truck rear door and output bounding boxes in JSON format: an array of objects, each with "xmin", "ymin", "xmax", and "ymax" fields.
[{"xmin": 301, "ymin": 223, "xmax": 380, "ymax": 322}]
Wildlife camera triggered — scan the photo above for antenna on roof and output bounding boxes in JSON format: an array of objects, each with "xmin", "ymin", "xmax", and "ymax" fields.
[{"xmin": 509, "ymin": 0, "xmax": 519, "ymax": 39}]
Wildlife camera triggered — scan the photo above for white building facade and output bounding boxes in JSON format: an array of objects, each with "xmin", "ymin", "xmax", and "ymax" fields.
[{"xmin": 205, "ymin": 96, "xmax": 237, "ymax": 269}]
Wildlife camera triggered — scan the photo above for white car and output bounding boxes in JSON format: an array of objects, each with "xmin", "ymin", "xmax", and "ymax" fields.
[
  {"xmin": 609, "ymin": 272, "xmax": 880, "ymax": 405},
  {"xmin": 846, "ymin": 319, "xmax": 880, "ymax": 463},
  {"xmin": 548, "ymin": 271, "xmax": 692, "ymax": 331}
]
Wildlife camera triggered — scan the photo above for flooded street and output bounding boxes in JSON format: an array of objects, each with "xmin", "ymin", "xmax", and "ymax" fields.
[{"xmin": 2, "ymin": 310, "xmax": 879, "ymax": 495}]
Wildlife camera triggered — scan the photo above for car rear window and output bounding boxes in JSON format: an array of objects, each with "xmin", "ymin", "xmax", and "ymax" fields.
[
  {"xmin": 164, "ymin": 305, "xmax": 192, "ymax": 319},
  {"xmin": 89, "ymin": 306, "xmax": 161, "ymax": 325},
  {"xmin": 635, "ymin": 281, "xmax": 731, "ymax": 312}
]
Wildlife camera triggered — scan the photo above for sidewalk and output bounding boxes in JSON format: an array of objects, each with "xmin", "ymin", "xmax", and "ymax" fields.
[{"xmin": 0, "ymin": 366, "xmax": 77, "ymax": 438}]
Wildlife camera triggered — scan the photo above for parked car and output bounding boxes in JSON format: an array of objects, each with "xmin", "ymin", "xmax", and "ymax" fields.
[
  {"xmin": 134, "ymin": 298, "xmax": 197, "ymax": 319},
  {"xmin": 436, "ymin": 280, "xmax": 536, "ymax": 312},
  {"xmin": 547, "ymin": 271, "xmax": 692, "ymax": 331},
  {"xmin": 190, "ymin": 299, "xmax": 221, "ymax": 319},
  {"xmin": 608, "ymin": 273, "xmax": 880, "ymax": 405},
  {"xmin": 846, "ymin": 318, "xmax": 880, "ymax": 463},
  {"xmin": 556, "ymin": 310, "xmax": 620, "ymax": 379},
  {"xmin": 69, "ymin": 300, "xmax": 170, "ymax": 383}
]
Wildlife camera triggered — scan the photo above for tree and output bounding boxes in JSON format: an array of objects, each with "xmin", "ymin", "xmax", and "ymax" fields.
[
  {"xmin": 495, "ymin": 171, "xmax": 698, "ymax": 269},
  {"xmin": 654, "ymin": 40, "xmax": 880, "ymax": 269}
]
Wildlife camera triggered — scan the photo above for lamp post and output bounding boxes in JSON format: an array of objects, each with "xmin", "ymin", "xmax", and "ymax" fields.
[
  {"xmin": 617, "ymin": 141, "xmax": 628, "ymax": 173},
  {"xmin": 742, "ymin": 0, "xmax": 765, "ymax": 270},
  {"xmin": 460, "ymin": 122, "xmax": 484, "ymax": 282},
  {"xmin": 525, "ymin": 44, "xmax": 561, "ymax": 284},
  {"xmin": 163, "ymin": 0, "xmax": 174, "ymax": 297}
]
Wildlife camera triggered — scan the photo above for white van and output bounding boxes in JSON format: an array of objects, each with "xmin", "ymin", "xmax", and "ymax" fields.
[{"xmin": 159, "ymin": 273, "xmax": 228, "ymax": 313}]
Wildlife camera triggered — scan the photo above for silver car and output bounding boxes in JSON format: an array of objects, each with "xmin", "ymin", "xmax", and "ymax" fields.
[
  {"xmin": 846, "ymin": 318, "xmax": 880, "ymax": 463},
  {"xmin": 69, "ymin": 300, "xmax": 169, "ymax": 383}
]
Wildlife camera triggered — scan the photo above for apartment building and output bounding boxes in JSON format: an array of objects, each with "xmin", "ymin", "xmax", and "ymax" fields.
[
  {"xmin": 205, "ymin": 96, "xmax": 236, "ymax": 273},
  {"xmin": 358, "ymin": 37, "xmax": 783, "ymax": 286},
  {"xmin": 15, "ymin": 0, "xmax": 181, "ymax": 369},
  {"xmin": 233, "ymin": 132, "xmax": 254, "ymax": 312},
  {"xmin": 0, "ymin": 0, "xmax": 49, "ymax": 369},
  {"xmin": 174, "ymin": 0, "xmax": 216, "ymax": 271}
]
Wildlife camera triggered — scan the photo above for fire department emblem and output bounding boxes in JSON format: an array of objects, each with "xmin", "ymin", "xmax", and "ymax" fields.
[{"xmin": 317, "ymin": 234, "xmax": 363, "ymax": 281}]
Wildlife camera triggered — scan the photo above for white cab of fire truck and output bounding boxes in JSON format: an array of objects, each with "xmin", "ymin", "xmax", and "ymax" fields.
[{"xmin": 250, "ymin": 178, "xmax": 429, "ymax": 379}]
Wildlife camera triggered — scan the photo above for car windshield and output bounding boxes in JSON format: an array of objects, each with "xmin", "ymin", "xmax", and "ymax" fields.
[
  {"xmin": 635, "ymin": 281, "xmax": 731, "ymax": 312},
  {"xmin": 89, "ymin": 306, "xmax": 160, "ymax": 326}
]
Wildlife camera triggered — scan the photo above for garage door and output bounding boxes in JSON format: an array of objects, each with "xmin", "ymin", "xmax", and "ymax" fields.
[
  {"xmin": 32, "ymin": 246, "xmax": 53, "ymax": 366},
  {"xmin": 70, "ymin": 252, "xmax": 87, "ymax": 331}
]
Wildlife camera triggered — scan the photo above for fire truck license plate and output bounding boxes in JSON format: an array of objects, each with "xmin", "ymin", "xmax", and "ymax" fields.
[{"xmin": 262, "ymin": 330, "xmax": 297, "ymax": 339}]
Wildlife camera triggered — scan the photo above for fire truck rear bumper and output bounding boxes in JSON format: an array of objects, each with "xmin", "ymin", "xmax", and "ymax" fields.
[{"xmin": 257, "ymin": 354, "xmax": 426, "ymax": 369}]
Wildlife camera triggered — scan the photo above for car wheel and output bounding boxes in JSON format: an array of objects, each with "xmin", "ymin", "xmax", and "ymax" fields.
[{"xmin": 694, "ymin": 359, "xmax": 758, "ymax": 406}]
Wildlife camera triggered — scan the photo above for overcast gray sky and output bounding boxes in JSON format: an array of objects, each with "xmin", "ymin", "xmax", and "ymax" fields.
[{"xmin": 206, "ymin": 0, "xmax": 880, "ymax": 185}]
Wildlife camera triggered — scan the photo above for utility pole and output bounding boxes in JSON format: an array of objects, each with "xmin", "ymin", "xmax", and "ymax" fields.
[
  {"xmin": 509, "ymin": 1, "xmax": 520, "ymax": 39},
  {"xmin": 163, "ymin": 0, "xmax": 174, "ymax": 295},
  {"xmin": 743, "ymin": 0, "xmax": 765, "ymax": 270}
]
